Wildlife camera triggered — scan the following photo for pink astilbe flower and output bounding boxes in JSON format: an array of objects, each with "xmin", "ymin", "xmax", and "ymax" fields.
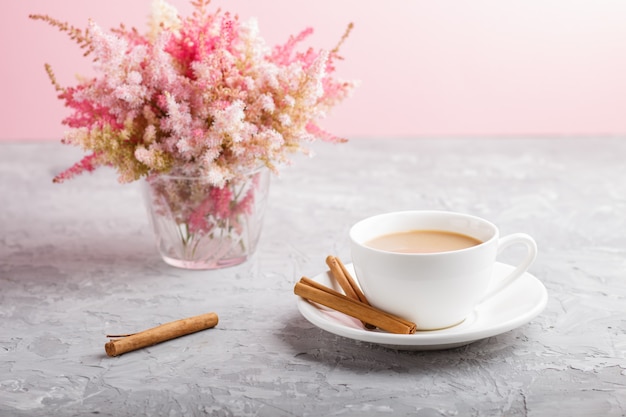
[
  {"xmin": 210, "ymin": 186, "xmax": 234, "ymax": 219},
  {"xmin": 60, "ymin": 84, "xmax": 122, "ymax": 130},
  {"xmin": 31, "ymin": 0, "xmax": 356, "ymax": 186},
  {"xmin": 53, "ymin": 153, "xmax": 102, "ymax": 183},
  {"xmin": 305, "ymin": 122, "xmax": 347, "ymax": 144},
  {"xmin": 229, "ymin": 188, "xmax": 255, "ymax": 235},
  {"xmin": 269, "ymin": 27, "xmax": 315, "ymax": 67},
  {"xmin": 188, "ymin": 185, "xmax": 233, "ymax": 233}
]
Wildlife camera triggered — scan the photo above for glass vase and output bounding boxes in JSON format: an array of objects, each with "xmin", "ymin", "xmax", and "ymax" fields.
[{"xmin": 142, "ymin": 168, "xmax": 270, "ymax": 270}]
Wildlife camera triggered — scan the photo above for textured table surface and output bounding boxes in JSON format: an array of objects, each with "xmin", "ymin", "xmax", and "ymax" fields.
[{"xmin": 1, "ymin": 138, "xmax": 625, "ymax": 416}]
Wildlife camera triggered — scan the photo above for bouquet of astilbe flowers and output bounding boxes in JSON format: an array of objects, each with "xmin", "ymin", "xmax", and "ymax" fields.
[
  {"xmin": 31, "ymin": 0, "xmax": 355, "ymax": 269},
  {"xmin": 31, "ymin": 0, "xmax": 355, "ymax": 186}
]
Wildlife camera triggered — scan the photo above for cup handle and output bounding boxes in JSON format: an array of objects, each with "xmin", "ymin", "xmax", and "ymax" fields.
[{"xmin": 481, "ymin": 233, "xmax": 537, "ymax": 302}]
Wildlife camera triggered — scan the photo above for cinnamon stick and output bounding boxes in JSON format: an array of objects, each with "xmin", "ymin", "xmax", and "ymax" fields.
[
  {"xmin": 325, "ymin": 255, "xmax": 369, "ymax": 304},
  {"xmin": 295, "ymin": 277, "xmax": 417, "ymax": 334},
  {"xmin": 325, "ymin": 255, "xmax": 375, "ymax": 329},
  {"xmin": 104, "ymin": 312, "xmax": 219, "ymax": 357}
]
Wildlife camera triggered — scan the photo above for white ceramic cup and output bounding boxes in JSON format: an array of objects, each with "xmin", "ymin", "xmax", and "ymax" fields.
[{"xmin": 349, "ymin": 210, "xmax": 537, "ymax": 331}]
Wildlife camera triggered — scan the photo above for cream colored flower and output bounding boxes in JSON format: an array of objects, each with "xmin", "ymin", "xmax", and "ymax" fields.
[{"xmin": 149, "ymin": 0, "xmax": 181, "ymax": 40}]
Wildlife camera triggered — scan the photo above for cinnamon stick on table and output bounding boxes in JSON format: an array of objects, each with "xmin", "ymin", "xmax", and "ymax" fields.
[
  {"xmin": 104, "ymin": 312, "xmax": 219, "ymax": 357},
  {"xmin": 294, "ymin": 277, "xmax": 417, "ymax": 334}
]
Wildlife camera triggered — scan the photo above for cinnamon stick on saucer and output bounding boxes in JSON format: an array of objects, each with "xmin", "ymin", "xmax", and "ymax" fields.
[
  {"xmin": 325, "ymin": 255, "xmax": 375, "ymax": 329},
  {"xmin": 104, "ymin": 312, "xmax": 219, "ymax": 357},
  {"xmin": 325, "ymin": 255, "xmax": 369, "ymax": 304},
  {"xmin": 294, "ymin": 277, "xmax": 417, "ymax": 334}
]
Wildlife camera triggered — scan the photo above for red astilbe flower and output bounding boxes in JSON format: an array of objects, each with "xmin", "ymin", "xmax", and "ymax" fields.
[{"xmin": 53, "ymin": 153, "xmax": 102, "ymax": 183}]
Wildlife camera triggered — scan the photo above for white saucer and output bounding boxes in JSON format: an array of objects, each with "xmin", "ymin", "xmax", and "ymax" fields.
[{"xmin": 296, "ymin": 262, "xmax": 548, "ymax": 350}]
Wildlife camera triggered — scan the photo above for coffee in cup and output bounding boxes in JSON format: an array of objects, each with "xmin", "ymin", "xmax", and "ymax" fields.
[
  {"xmin": 365, "ymin": 229, "xmax": 482, "ymax": 254},
  {"xmin": 349, "ymin": 210, "xmax": 537, "ymax": 331}
]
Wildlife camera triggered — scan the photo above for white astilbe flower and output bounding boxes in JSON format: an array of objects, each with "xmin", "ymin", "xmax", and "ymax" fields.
[
  {"xmin": 149, "ymin": 0, "xmax": 181, "ymax": 40},
  {"xmin": 260, "ymin": 128, "xmax": 284, "ymax": 151},
  {"xmin": 283, "ymin": 95, "xmax": 296, "ymax": 107},
  {"xmin": 278, "ymin": 113, "xmax": 292, "ymax": 127},
  {"xmin": 146, "ymin": 32, "xmax": 179, "ymax": 89},
  {"xmin": 257, "ymin": 94, "xmax": 275, "ymax": 113},
  {"xmin": 238, "ymin": 18, "xmax": 268, "ymax": 58},
  {"xmin": 211, "ymin": 100, "xmax": 257, "ymax": 144},
  {"xmin": 143, "ymin": 124, "xmax": 157, "ymax": 144},
  {"xmin": 134, "ymin": 146, "xmax": 152, "ymax": 165},
  {"xmin": 205, "ymin": 164, "xmax": 231, "ymax": 188},
  {"xmin": 88, "ymin": 22, "xmax": 151, "ymax": 120},
  {"xmin": 301, "ymin": 51, "xmax": 328, "ymax": 106},
  {"xmin": 163, "ymin": 94, "xmax": 192, "ymax": 137}
]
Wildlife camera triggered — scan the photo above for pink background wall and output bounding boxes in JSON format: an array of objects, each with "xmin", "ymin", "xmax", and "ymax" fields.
[{"xmin": 2, "ymin": 0, "xmax": 626, "ymax": 140}]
